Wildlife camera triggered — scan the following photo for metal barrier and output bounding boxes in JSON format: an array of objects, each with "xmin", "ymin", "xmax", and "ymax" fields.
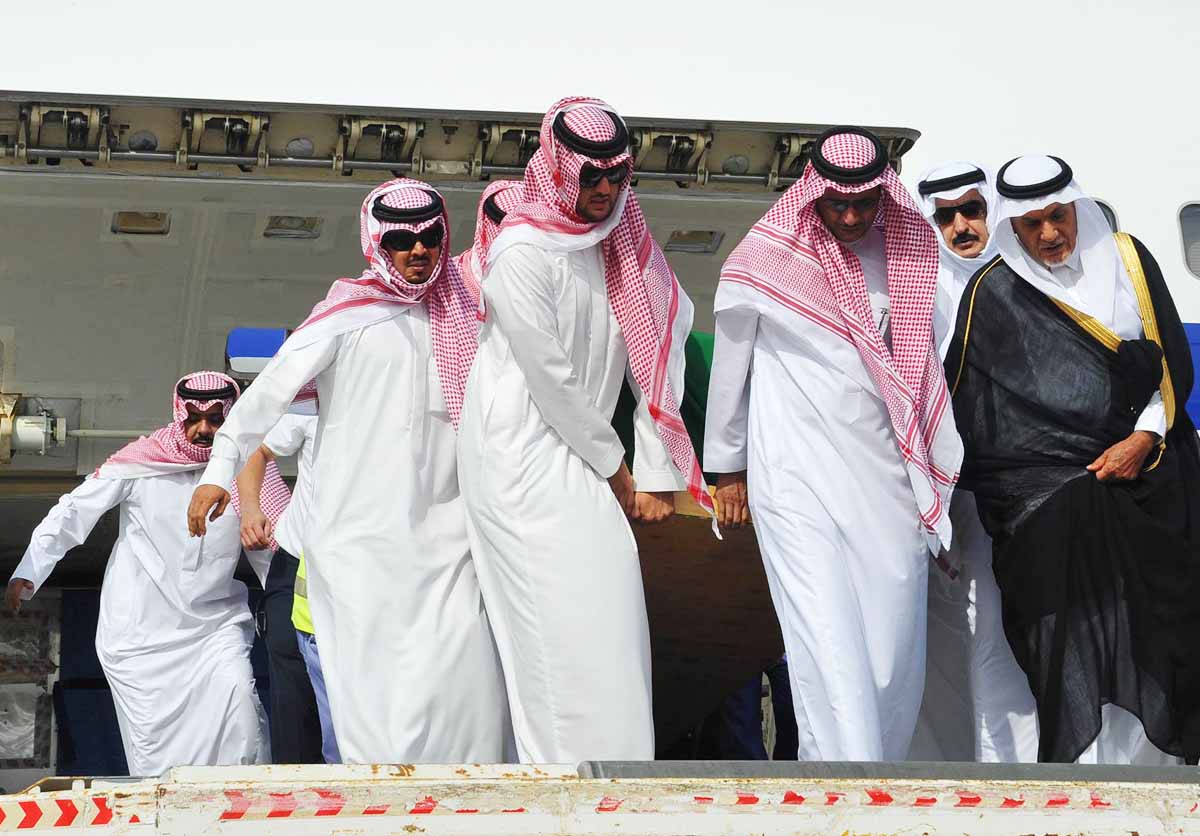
[{"xmin": 3, "ymin": 761, "xmax": 1199, "ymax": 834}]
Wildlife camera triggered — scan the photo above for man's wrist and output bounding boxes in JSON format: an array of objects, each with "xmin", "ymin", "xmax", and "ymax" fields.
[{"xmin": 200, "ymin": 457, "xmax": 238, "ymax": 493}]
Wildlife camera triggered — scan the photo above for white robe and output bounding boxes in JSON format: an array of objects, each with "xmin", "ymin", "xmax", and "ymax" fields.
[
  {"xmin": 12, "ymin": 470, "xmax": 269, "ymax": 776},
  {"xmin": 911, "ymin": 491, "xmax": 1040, "ymax": 763},
  {"xmin": 705, "ymin": 233, "xmax": 928, "ymax": 762},
  {"xmin": 458, "ymin": 240, "xmax": 685, "ymax": 763},
  {"xmin": 262, "ymin": 412, "xmax": 317, "ymax": 556},
  {"xmin": 918, "ymin": 180, "xmax": 1021, "ymax": 764},
  {"xmin": 201, "ymin": 306, "xmax": 509, "ymax": 764},
  {"xmin": 912, "ymin": 239, "xmax": 1041, "ymax": 764}
]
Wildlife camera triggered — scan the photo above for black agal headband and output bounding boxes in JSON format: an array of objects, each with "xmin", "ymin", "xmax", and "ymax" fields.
[
  {"xmin": 482, "ymin": 191, "xmax": 509, "ymax": 225},
  {"xmin": 177, "ymin": 379, "xmax": 237, "ymax": 401},
  {"xmin": 371, "ymin": 190, "xmax": 444, "ymax": 225},
  {"xmin": 552, "ymin": 109, "xmax": 629, "ymax": 159},
  {"xmin": 995, "ymin": 156, "xmax": 1073, "ymax": 200},
  {"xmin": 918, "ymin": 167, "xmax": 986, "ymax": 197},
  {"xmin": 810, "ymin": 126, "xmax": 889, "ymax": 185}
]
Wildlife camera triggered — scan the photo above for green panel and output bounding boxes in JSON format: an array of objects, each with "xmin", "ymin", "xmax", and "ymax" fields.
[{"xmin": 614, "ymin": 331, "xmax": 715, "ymax": 472}]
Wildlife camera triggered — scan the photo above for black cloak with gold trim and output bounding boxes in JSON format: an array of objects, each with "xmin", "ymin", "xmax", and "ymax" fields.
[{"xmin": 945, "ymin": 233, "xmax": 1200, "ymax": 764}]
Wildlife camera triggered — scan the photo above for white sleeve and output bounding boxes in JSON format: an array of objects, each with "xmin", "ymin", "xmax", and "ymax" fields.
[
  {"xmin": 201, "ymin": 337, "xmax": 337, "ymax": 491},
  {"xmin": 484, "ymin": 245, "xmax": 625, "ymax": 478},
  {"xmin": 627, "ymin": 368, "xmax": 687, "ymax": 493},
  {"xmin": 1134, "ymin": 390, "xmax": 1168, "ymax": 438},
  {"xmin": 262, "ymin": 414, "xmax": 308, "ymax": 459},
  {"xmin": 703, "ymin": 308, "xmax": 758, "ymax": 473},
  {"xmin": 243, "ymin": 548, "xmax": 273, "ymax": 590},
  {"xmin": 12, "ymin": 477, "xmax": 132, "ymax": 597}
]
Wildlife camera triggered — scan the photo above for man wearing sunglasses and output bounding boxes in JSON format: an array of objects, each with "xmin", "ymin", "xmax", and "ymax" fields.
[
  {"xmin": 908, "ymin": 162, "xmax": 1039, "ymax": 765},
  {"xmin": 917, "ymin": 162, "xmax": 999, "ymax": 359},
  {"xmin": 8, "ymin": 372, "xmax": 280, "ymax": 775},
  {"xmin": 188, "ymin": 179, "xmax": 509, "ymax": 766},
  {"xmin": 458, "ymin": 96, "xmax": 712, "ymax": 763}
]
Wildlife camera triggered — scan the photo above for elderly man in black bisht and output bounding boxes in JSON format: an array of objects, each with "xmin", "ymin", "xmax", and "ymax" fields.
[{"xmin": 945, "ymin": 153, "xmax": 1200, "ymax": 765}]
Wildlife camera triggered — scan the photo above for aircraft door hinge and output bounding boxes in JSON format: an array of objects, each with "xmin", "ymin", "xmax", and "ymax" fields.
[
  {"xmin": 183, "ymin": 110, "xmax": 269, "ymax": 170},
  {"xmin": 629, "ymin": 129, "xmax": 713, "ymax": 183},
  {"xmin": 478, "ymin": 124, "xmax": 540, "ymax": 171},
  {"xmin": 18, "ymin": 104, "xmax": 109, "ymax": 163},
  {"xmin": 338, "ymin": 117, "xmax": 424, "ymax": 176},
  {"xmin": 769, "ymin": 134, "xmax": 806, "ymax": 189}
]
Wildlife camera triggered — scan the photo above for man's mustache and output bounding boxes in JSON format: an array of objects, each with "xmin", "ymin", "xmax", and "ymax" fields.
[{"xmin": 952, "ymin": 231, "xmax": 980, "ymax": 246}]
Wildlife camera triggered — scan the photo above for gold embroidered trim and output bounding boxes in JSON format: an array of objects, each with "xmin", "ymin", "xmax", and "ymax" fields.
[
  {"xmin": 1115, "ymin": 232, "xmax": 1176, "ymax": 433},
  {"xmin": 1050, "ymin": 298, "xmax": 1121, "ymax": 352},
  {"xmin": 950, "ymin": 256, "xmax": 1004, "ymax": 396}
]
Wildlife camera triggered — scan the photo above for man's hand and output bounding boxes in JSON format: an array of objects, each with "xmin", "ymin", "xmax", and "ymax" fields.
[
  {"xmin": 714, "ymin": 471, "xmax": 750, "ymax": 529},
  {"xmin": 188, "ymin": 485, "xmax": 231, "ymax": 537},
  {"xmin": 6, "ymin": 579, "xmax": 33, "ymax": 612},
  {"xmin": 240, "ymin": 508, "xmax": 273, "ymax": 550},
  {"xmin": 1087, "ymin": 431, "xmax": 1159, "ymax": 482},
  {"xmin": 608, "ymin": 462, "xmax": 636, "ymax": 518},
  {"xmin": 633, "ymin": 491, "xmax": 675, "ymax": 525}
]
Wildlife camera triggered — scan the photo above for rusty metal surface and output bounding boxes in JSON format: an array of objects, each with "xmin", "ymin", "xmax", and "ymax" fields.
[{"xmin": 1, "ymin": 763, "xmax": 1199, "ymax": 834}]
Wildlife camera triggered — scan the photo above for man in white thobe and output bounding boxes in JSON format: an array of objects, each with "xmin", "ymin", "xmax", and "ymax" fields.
[
  {"xmin": 458, "ymin": 96, "xmax": 714, "ymax": 763},
  {"xmin": 705, "ymin": 127, "xmax": 962, "ymax": 762},
  {"xmin": 6, "ymin": 372, "xmax": 279, "ymax": 776},
  {"xmin": 909, "ymin": 162, "xmax": 1039, "ymax": 763},
  {"xmin": 187, "ymin": 179, "xmax": 509, "ymax": 764},
  {"xmin": 453, "ymin": 178, "xmax": 522, "ymax": 302}
]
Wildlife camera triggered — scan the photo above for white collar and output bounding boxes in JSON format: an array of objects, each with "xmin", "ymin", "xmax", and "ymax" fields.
[
  {"xmin": 488, "ymin": 188, "xmax": 628, "ymax": 265},
  {"xmin": 992, "ymin": 187, "xmax": 1121, "ymax": 324},
  {"xmin": 1049, "ymin": 245, "xmax": 1083, "ymax": 277}
]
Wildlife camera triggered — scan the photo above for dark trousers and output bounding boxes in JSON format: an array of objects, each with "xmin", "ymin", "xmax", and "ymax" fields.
[
  {"xmin": 707, "ymin": 658, "xmax": 799, "ymax": 760},
  {"xmin": 763, "ymin": 658, "xmax": 799, "ymax": 760},
  {"xmin": 258, "ymin": 548, "xmax": 323, "ymax": 764}
]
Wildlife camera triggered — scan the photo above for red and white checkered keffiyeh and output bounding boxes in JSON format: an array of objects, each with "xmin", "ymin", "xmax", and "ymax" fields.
[
  {"xmin": 292, "ymin": 179, "xmax": 479, "ymax": 428},
  {"xmin": 718, "ymin": 132, "xmax": 961, "ymax": 548},
  {"xmin": 454, "ymin": 180, "xmax": 522, "ymax": 306},
  {"xmin": 96, "ymin": 371, "xmax": 291, "ymax": 545},
  {"xmin": 290, "ymin": 381, "xmax": 319, "ymax": 416},
  {"xmin": 491, "ymin": 96, "xmax": 715, "ymax": 522}
]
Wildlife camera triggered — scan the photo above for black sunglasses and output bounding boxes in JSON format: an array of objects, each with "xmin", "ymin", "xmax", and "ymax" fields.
[
  {"xmin": 819, "ymin": 195, "xmax": 880, "ymax": 216},
  {"xmin": 382, "ymin": 224, "xmax": 444, "ymax": 252},
  {"xmin": 578, "ymin": 163, "xmax": 629, "ymax": 189},
  {"xmin": 932, "ymin": 200, "xmax": 986, "ymax": 225}
]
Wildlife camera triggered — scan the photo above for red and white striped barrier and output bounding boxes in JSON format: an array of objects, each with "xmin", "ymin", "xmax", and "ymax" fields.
[
  {"xmin": 1, "ymin": 764, "xmax": 1197, "ymax": 834},
  {"xmin": 0, "ymin": 793, "xmax": 149, "ymax": 831}
]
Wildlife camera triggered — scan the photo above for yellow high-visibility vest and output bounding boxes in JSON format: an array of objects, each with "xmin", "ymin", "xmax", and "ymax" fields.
[{"xmin": 291, "ymin": 553, "xmax": 314, "ymax": 635}]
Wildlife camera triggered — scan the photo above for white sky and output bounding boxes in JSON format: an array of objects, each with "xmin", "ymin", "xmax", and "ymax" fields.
[{"xmin": 6, "ymin": 0, "xmax": 1200, "ymax": 308}]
